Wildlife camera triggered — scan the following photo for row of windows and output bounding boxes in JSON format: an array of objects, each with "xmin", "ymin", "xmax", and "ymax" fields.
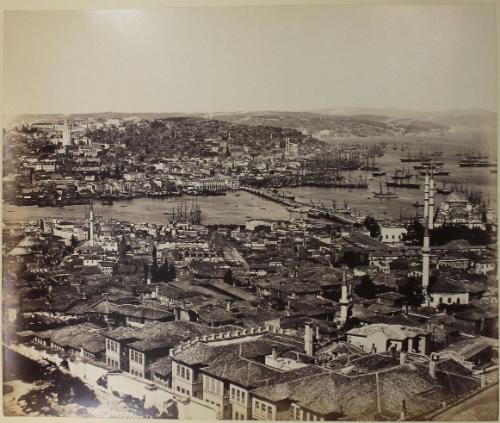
[
  {"xmin": 430, "ymin": 296, "xmax": 461, "ymax": 304},
  {"xmin": 176, "ymin": 385, "xmax": 191, "ymax": 396},
  {"xmin": 234, "ymin": 411, "xmax": 246, "ymax": 420},
  {"xmin": 130, "ymin": 369, "xmax": 144, "ymax": 378},
  {"xmin": 230, "ymin": 386, "xmax": 247, "ymax": 405},
  {"xmin": 106, "ymin": 339, "xmax": 119, "ymax": 353},
  {"xmin": 106, "ymin": 357, "xmax": 119, "ymax": 368},
  {"xmin": 254, "ymin": 400, "xmax": 273, "ymax": 420},
  {"xmin": 130, "ymin": 349, "xmax": 144, "ymax": 364},
  {"xmin": 176, "ymin": 363, "xmax": 191, "ymax": 381},
  {"xmin": 83, "ymin": 351, "xmax": 95, "ymax": 360},
  {"xmin": 205, "ymin": 398, "xmax": 219, "ymax": 407},
  {"xmin": 204, "ymin": 376, "xmax": 222, "ymax": 395},
  {"xmin": 291, "ymin": 406, "xmax": 320, "ymax": 421}
]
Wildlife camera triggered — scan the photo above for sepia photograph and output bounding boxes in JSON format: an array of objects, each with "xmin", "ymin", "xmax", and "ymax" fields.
[{"xmin": 1, "ymin": 1, "xmax": 498, "ymax": 420}]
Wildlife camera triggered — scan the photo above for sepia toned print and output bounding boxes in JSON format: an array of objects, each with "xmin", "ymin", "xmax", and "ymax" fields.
[{"xmin": 2, "ymin": 3, "xmax": 498, "ymax": 420}]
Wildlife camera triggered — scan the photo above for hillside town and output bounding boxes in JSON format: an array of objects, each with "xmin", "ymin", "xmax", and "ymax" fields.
[{"xmin": 3, "ymin": 119, "xmax": 498, "ymax": 418}]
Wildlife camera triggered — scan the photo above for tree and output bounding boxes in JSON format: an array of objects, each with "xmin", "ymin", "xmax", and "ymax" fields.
[
  {"xmin": 168, "ymin": 264, "xmax": 176, "ymax": 281},
  {"xmin": 341, "ymin": 250, "xmax": 363, "ymax": 268},
  {"xmin": 70, "ymin": 235, "xmax": 79, "ymax": 248},
  {"xmin": 399, "ymin": 277, "xmax": 424, "ymax": 307},
  {"xmin": 355, "ymin": 275, "xmax": 377, "ymax": 299},
  {"xmin": 223, "ymin": 269, "xmax": 234, "ymax": 285},
  {"xmin": 363, "ymin": 216, "xmax": 381, "ymax": 239}
]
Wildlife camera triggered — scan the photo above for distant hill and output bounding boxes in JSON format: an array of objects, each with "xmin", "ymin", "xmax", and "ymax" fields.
[
  {"xmin": 3, "ymin": 112, "xmax": 189, "ymax": 127},
  {"xmin": 312, "ymin": 107, "xmax": 496, "ymax": 129},
  {"xmin": 208, "ymin": 111, "xmax": 447, "ymax": 138}
]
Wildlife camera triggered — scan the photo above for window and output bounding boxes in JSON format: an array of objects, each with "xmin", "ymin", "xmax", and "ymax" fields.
[
  {"xmin": 255, "ymin": 400, "xmax": 260, "ymax": 411},
  {"xmin": 235, "ymin": 412, "xmax": 239, "ymax": 420},
  {"xmin": 241, "ymin": 391, "xmax": 246, "ymax": 403},
  {"xmin": 448, "ymin": 297, "xmax": 452, "ymax": 304},
  {"xmin": 186, "ymin": 368, "xmax": 190, "ymax": 381},
  {"xmin": 261, "ymin": 403, "xmax": 266, "ymax": 412},
  {"xmin": 177, "ymin": 363, "xmax": 180, "ymax": 376},
  {"xmin": 457, "ymin": 298, "xmax": 461, "ymax": 304},
  {"xmin": 231, "ymin": 387, "xmax": 235, "ymax": 400},
  {"xmin": 181, "ymin": 367, "xmax": 185, "ymax": 379},
  {"xmin": 267, "ymin": 405, "xmax": 272, "ymax": 420}
]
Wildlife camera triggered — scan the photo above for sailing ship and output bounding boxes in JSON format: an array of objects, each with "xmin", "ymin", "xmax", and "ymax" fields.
[
  {"xmin": 436, "ymin": 181, "xmax": 452, "ymax": 195},
  {"xmin": 168, "ymin": 200, "xmax": 202, "ymax": 224},
  {"xmin": 386, "ymin": 169, "xmax": 420, "ymax": 189},
  {"xmin": 418, "ymin": 167, "xmax": 450, "ymax": 176},
  {"xmin": 373, "ymin": 180, "xmax": 398, "ymax": 198},
  {"xmin": 390, "ymin": 167, "xmax": 412, "ymax": 180}
]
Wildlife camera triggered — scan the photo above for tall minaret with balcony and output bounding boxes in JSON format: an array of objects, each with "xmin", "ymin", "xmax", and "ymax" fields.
[
  {"xmin": 339, "ymin": 267, "xmax": 352, "ymax": 325},
  {"xmin": 428, "ymin": 170, "xmax": 435, "ymax": 229},
  {"xmin": 423, "ymin": 170, "xmax": 429, "ymax": 222},
  {"xmin": 421, "ymin": 219, "xmax": 431, "ymax": 306},
  {"xmin": 89, "ymin": 200, "xmax": 95, "ymax": 246}
]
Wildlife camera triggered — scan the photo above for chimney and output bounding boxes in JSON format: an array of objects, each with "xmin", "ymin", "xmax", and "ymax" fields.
[
  {"xmin": 400, "ymin": 399, "xmax": 406, "ymax": 421},
  {"xmin": 304, "ymin": 323, "xmax": 314, "ymax": 356},
  {"xmin": 429, "ymin": 353, "xmax": 439, "ymax": 378},
  {"xmin": 429, "ymin": 360, "xmax": 437, "ymax": 378},
  {"xmin": 400, "ymin": 352, "xmax": 407, "ymax": 366},
  {"xmin": 481, "ymin": 373, "xmax": 488, "ymax": 388},
  {"xmin": 272, "ymin": 346, "xmax": 277, "ymax": 360}
]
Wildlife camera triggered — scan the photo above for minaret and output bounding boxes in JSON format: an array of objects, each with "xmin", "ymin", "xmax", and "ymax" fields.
[
  {"xmin": 428, "ymin": 170, "xmax": 434, "ymax": 229},
  {"xmin": 339, "ymin": 267, "xmax": 351, "ymax": 325},
  {"xmin": 423, "ymin": 170, "xmax": 429, "ymax": 222},
  {"xmin": 89, "ymin": 200, "xmax": 95, "ymax": 246},
  {"xmin": 421, "ymin": 218, "xmax": 430, "ymax": 306}
]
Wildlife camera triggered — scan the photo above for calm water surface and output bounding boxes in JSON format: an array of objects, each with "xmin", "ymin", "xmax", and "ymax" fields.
[{"xmin": 3, "ymin": 137, "xmax": 497, "ymax": 224}]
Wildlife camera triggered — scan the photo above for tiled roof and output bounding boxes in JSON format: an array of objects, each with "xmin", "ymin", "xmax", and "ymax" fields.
[
  {"xmin": 202, "ymin": 358, "xmax": 282, "ymax": 388},
  {"xmin": 149, "ymin": 356, "xmax": 173, "ymax": 376},
  {"xmin": 347, "ymin": 323, "xmax": 429, "ymax": 340}
]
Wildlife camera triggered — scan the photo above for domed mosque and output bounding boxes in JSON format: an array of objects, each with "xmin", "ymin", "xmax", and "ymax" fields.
[{"xmin": 434, "ymin": 191, "xmax": 485, "ymax": 229}]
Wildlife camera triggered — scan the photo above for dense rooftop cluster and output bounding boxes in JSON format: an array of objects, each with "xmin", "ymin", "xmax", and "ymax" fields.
[{"xmin": 3, "ymin": 202, "xmax": 498, "ymax": 419}]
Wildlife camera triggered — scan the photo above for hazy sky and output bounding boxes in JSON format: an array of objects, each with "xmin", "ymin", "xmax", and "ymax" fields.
[{"xmin": 3, "ymin": 4, "xmax": 497, "ymax": 114}]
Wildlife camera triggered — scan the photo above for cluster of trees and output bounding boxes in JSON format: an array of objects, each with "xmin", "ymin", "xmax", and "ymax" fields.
[
  {"xmin": 144, "ymin": 246, "xmax": 176, "ymax": 283},
  {"xmin": 404, "ymin": 219, "xmax": 492, "ymax": 246},
  {"xmin": 354, "ymin": 275, "xmax": 377, "ymax": 299},
  {"xmin": 363, "ymin": 216, "xmax": 381, "ymax": 238}
]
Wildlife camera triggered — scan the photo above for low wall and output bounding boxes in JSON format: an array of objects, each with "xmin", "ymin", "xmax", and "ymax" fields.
[
  {"xmin": 7, "ymin": 342, "xmax": 220, "ymax": 419},
  {"xmin": 68, "ymin": 359, "xmax": 109, "ymax": 392},
  {"xmin": 176, "ymin": 396, "xmax": 220, "ymax": 420}
]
